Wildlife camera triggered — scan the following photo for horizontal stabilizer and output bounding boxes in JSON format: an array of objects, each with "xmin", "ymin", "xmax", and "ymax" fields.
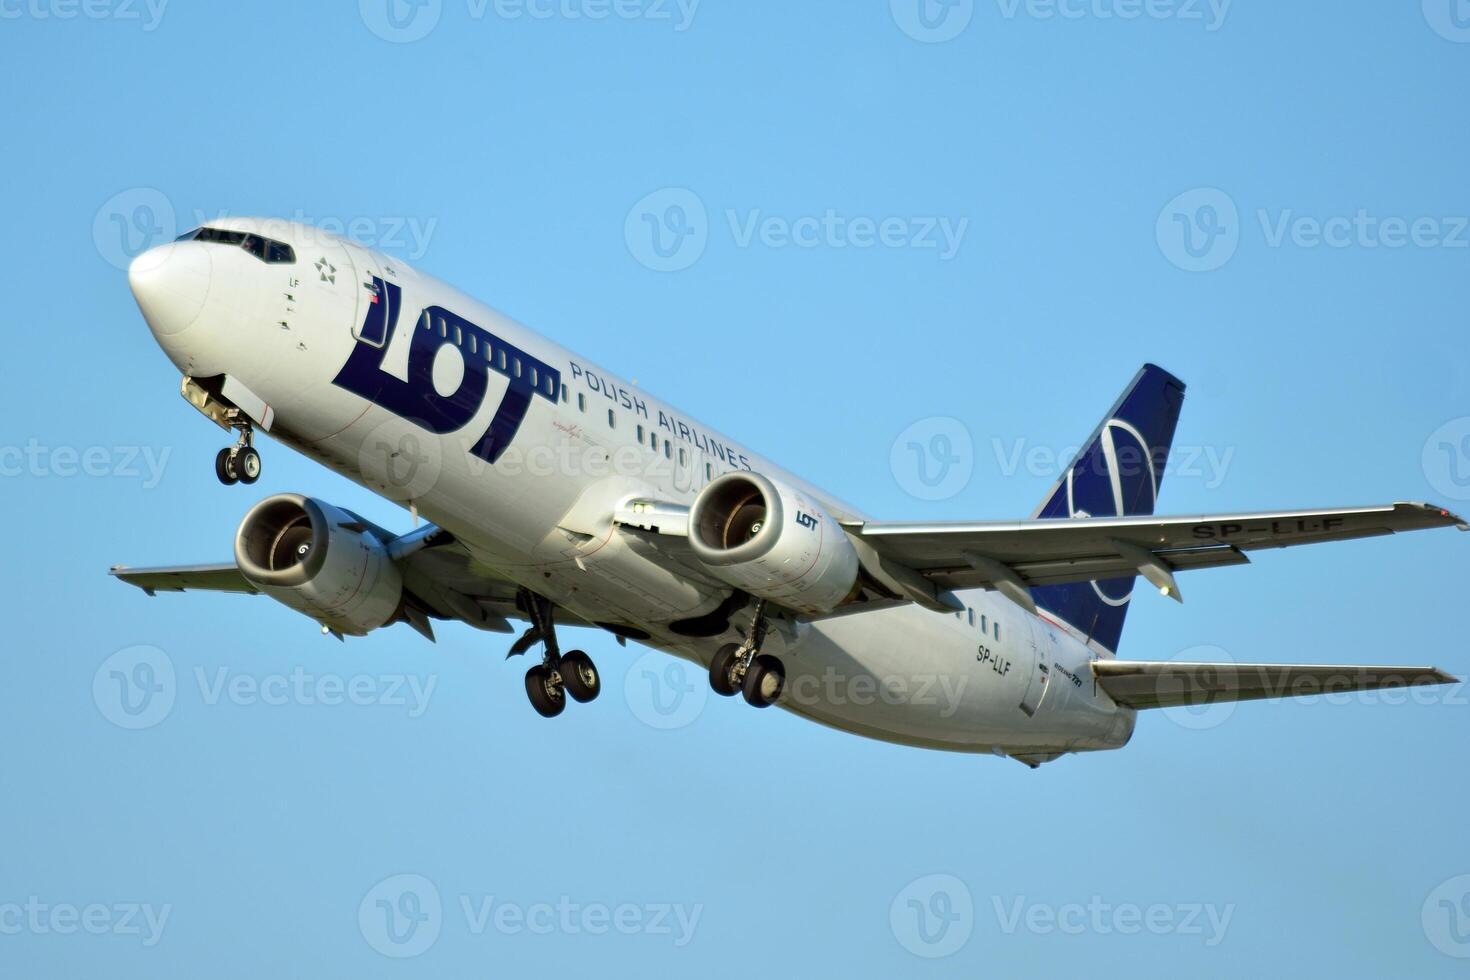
[{"xmin": 1094, "ymin": 660, "xmax": 1459, "ymax": 710}]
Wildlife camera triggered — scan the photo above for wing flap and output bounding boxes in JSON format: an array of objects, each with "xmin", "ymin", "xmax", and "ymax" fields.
[{"xmin": 1094, "ymin": 660, "xmax": 1460, "ymax": 710}]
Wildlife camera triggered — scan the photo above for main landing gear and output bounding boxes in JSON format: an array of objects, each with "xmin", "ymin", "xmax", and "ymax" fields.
[
  {"xmin": 517, "ymin": 590, "xmax": 601, "ymax": 718},
  {"xmin": 214, "ymin": 419, "xmax": 261, "ymax": 486},
  {"xmin": 708, "ymin": 599, "xmax": 785, "ymax": 708}
]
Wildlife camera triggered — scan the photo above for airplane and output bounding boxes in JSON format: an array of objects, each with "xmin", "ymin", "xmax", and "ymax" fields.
[{"xmin": 111, "ymin": 217, "xmax": 1465, "ymax": 767}]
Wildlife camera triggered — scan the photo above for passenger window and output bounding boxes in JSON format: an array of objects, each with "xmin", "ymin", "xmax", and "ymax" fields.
[
  {"xmin": 577, "ymin": 394, "xmax": 586, "ymax": 413},
  {"xmin": 513, "ymin": 358, "xmax": 522, "ymax": 378},
  {"xmin": 607, "ymin": 409, "xmax": 616, "ymax": 429},
  {"xmin": 678, "ymin": 448, "xmax": 687, "ymax": 466},
  {"xmin": 663, "ymin": 441, "xmax": 672, "ymax": 459},
  {"xmin": 637, "ymin": 424, "xmax": 645, "ymax": 443},
  {"xmin": 454, "ymin": 326, "xmax": 463, "ymax": 346},
  {"xmin": 994, "ymin": 623, "xmax": 1001, "ymax": 641},
  {"xmin": 560, "ymin": 384, "xmax": 568, "ymax": 403},
  {"xmin": 967, "ymin": 609, "xmax": 975, "ymax": 627},
  {"xmin": 530, "ymin": 366, "xmax": 539, "ymax": 387}
]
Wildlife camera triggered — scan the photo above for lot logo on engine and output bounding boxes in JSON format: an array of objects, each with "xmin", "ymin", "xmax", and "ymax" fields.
[{"xmin": 333, "ymin": 276, "xmax": 560, "ymax": 464}]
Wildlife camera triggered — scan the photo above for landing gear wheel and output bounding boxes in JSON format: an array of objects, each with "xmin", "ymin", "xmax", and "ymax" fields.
[
  {"xmin": 525, "ymin": 664, "xmax": 566, "ymax": 718},
  {"xmin": 215, "ymin": 448, "xmax": 239, "ymax": 485},
  {"xmin": 559, "ymin": 650, "xmax": 600, "ymax": 703},
  {"xmin": 709, "ymin": 643, "xmax": 743, "ymax": 697},
  {"xmin": 237, "ymin": 446, "xmax": 262, "ymax": 484},
  {"xmin": 742, "ymin": 654, "xmax": 785, "ymax": 708}
]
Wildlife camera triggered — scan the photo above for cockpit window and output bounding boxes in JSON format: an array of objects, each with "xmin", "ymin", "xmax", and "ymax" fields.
[{"xmin": 175, "ymin": 227, "xmax": 296, "ymax": 264}]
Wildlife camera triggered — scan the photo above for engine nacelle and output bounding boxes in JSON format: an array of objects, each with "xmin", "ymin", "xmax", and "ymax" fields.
[
  {"xmin": 687, "ymin": 472, "xmax": 859, "ymax": 615},
  {"xmin": 233, "ymin": 493, "xmax": 403, "ymax": 635}
]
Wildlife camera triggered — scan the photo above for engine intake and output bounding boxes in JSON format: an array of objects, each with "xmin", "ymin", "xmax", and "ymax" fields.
[
  {"xmin": 688, "ymin": 473, "xmax": 859, "ymax": 615},
  {"xmin": 234, "ymin": 493, "xmax": 403, "ymax": 635}
]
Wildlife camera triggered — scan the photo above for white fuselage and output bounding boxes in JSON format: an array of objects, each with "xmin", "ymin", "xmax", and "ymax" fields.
[{"xmin": 130, "ymin": 219, "xmax": 1134, "ymax": 761}]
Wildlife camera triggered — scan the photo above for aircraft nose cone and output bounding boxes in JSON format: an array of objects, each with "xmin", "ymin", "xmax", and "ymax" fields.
[{"xmin": 128, "ymin": 241, "xmax": 211, "ymax": 338}]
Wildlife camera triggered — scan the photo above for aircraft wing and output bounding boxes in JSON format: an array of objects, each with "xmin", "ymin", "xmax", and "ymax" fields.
[
  {"xmin": 111, "ymin": 524, "xmax": 527, "ymax": 639},
  {"xmin": 110, "ymin": 562, "xmax": 258, "ymax": 595},
  {"xmin": 1093, "ymin": 660, "xmax": 1460, "ymax": 710},
  {"xmin": 844, "ymin": 502, "xmax": 1466, "ymax": 611}
]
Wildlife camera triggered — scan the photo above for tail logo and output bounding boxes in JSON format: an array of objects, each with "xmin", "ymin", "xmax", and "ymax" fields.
[{"xmin": 1065, "ymin": 417, "xmax": 1159, "ymax": 607}]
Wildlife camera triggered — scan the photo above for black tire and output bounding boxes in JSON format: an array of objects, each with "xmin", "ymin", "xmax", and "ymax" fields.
[
  {"xmin": 525, "ymin": 664, "xmax": 566, "ymax": 718},
  {"xmin": 742, "ymin": 654, "xmax": 785, "ymax": 708},
  {"xmin": 559, "ymin": 650, "xmax": 600, "ymax": 703},
  {"xmin": 709, "ymin": 643, "xmax": 743, "ymax": 697},
  {"xmin": 237, "ymin": 447, "xmax": 261, "ymax": 484},
  {"xmin": 215, "ymin": 448, "xmax": 239, "ymax": 485}
]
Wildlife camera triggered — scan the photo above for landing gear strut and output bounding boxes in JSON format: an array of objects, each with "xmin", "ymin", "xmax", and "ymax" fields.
[
  {"xmin": 708, "ymin": 599, "xmax": 785, "ymax": 708},
  {"xmin": 517, "ymin": 589, "xmax": 600, "ymax": 718},
  {"xmin": 214, "ymin": 419, "xmax": 260, "ymax": 486}
]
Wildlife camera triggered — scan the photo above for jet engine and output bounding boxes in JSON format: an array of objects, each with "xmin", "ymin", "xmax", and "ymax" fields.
[
  {"xmin": 233, "ymin": 493, "xmax": 403, "ymax": 635},
  {"xmin": 687, "ymin": 472, "xmax": 859, "ymax": 615}
]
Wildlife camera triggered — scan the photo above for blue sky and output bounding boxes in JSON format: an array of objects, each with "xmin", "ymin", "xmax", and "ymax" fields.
[{"xmin": 2, "ymin": 0, "xmax": 1468, "ymax": 976}]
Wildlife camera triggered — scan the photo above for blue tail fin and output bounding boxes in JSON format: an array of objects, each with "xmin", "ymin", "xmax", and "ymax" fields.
[{"xmin": 1028, "ymin": 364, "xmax": 1187, "ymax": 654}]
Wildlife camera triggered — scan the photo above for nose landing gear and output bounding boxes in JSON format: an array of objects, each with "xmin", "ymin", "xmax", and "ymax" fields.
[
  {"xmin": 515, "ymin": 590, "xmax": 601, "ymax": 718},
  {"xmin": 214, "ymin": 420, "xmax": 261, "ymax": 486},
  {"xmin": 708, "ymin": 599, "xmax": 785, "ymax": 708}
]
